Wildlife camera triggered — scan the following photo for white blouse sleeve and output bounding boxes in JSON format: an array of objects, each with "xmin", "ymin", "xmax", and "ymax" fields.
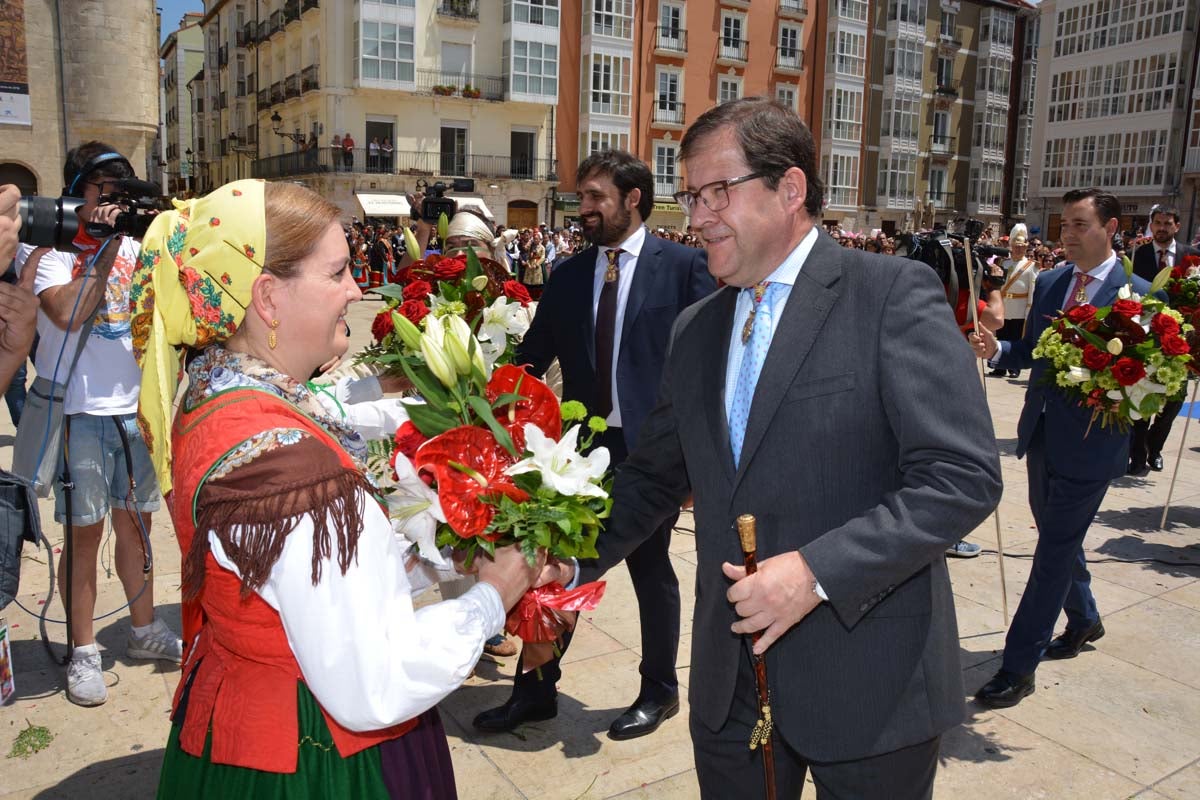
[
  {"xmin": 310, "ymin": 376, "xmax": 414, "ymax": 441},
  {"xmin": 207, "ymin": 487, "xmax": 505, "ymax": 732}
]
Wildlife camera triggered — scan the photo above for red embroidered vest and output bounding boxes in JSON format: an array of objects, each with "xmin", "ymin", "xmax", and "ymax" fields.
[{"xmin": 168, "ymin": 388, "xmax": 415, "ymax": 773}]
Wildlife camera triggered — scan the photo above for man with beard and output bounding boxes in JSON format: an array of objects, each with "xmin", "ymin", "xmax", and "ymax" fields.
[
  {"xmin": 1129, "ymin": 204, "xmax": 1198, "ymax": 474},
  {"xmin": 473, "ymin": 150, "xmax": 715, "ymax": 739}
]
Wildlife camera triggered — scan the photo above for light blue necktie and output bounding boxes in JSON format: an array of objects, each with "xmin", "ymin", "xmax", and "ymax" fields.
[{"xmin": 729, "ymin": 282, "xmax": 781, "ymax": 467}]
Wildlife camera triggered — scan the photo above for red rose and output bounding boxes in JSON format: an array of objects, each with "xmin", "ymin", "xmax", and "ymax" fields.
[
  {"xmin": 371, "ymin": 309, "xmax": 394, "ymax": 342},
  {"xmin": 1150, "ymin": 313, "xmax": 1181, "ymax": 337},
  {"xmin": 432, "ymin": 255, "xmax": 468, "ymax": 281},
  {"xmin": 393, "ymin": 421, "xmax": 427, "ymax": 460},
  {"xmin": 1112, "ymin": 298, "xmax": 1143, "ymax": 318},
  {"xmin": 398, "ymin": 299, "xmax": 430, "ymax": 325},
  {"xmin": 1065, "ymin": 304, "xmax": 1097, "ymax": 325},
  {"xmin": 1161, "ymin": 334, "xmax": 1190, "ymax": 356},
  {"xmin": 1111, "ymin": 357, "xmax": 1146, "ymax": 387},
  {"xmin": 1172, "ymin": 267, "xmax": 1187, "ymax": 280},
  {"xmin": 402, "ymin": 280, "xmax": 433, "ymax": 302},
  {"xmin": 1081, "ymin": 344, "xmax": 1112, "ymax": 371},
  {"xmin": 503, "ymin": 280, "xmax": 532, "ymax": 306}
]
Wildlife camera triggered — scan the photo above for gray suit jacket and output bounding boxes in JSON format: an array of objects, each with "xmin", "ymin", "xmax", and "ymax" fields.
[{"xmin": 581, "ymin": 231, "xmax": 1003, "ymax": 761}]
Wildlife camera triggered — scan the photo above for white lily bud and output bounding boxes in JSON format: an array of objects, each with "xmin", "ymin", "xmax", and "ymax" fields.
[
  {"xmin": 1106, "ymin": 338, "xmax": 1124, "ymax": 356},
  {"xmin": 471, "ymin": 275, "xmax": 490, "ymax": 291},
  {"xmin": 420, "ymin": 334, "xmax": 457, "ymax": 387}
]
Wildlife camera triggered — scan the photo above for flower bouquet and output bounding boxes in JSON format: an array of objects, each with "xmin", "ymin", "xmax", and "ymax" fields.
[
  {"xmin": 1165, "ymin": 254, "xmax": 1200, "ymax": 364},
  {"xmin": 1033, "ymin": 264, "xmax": 1194, "ymax": 430},
  {"xmin": 364, "ymin": 258, "xmax": 610, "ymax": 655}
]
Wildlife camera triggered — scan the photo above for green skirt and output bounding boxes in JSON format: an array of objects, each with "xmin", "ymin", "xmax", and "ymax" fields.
[{"xmin": 158, "ymin": 683, "xmax": 397, "ymax": 799}]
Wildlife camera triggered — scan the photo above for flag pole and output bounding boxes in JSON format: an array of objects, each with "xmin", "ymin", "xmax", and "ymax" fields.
[{"xmin": 1160, "ymin": 379, "xmax": 1199, "ymax": 529}]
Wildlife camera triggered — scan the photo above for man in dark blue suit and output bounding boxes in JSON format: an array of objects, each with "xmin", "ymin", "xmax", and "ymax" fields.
[
  {"xmin": 473, "ymin": 150, "xmax": 716, "ymax": 738},
  {"xmin": 970, "ymin": 188, "xmax": 1156, "ymax": 708}
]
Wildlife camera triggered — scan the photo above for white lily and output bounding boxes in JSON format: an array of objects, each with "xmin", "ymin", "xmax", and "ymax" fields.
[
  {"xmin": 1108, "ymin": 375, "xmax": 1166, "ymax": 422},
  {"xmin": 477, "ymin": 296, "xmax": 531, "ymax": 366},
  {"xmin": 1117, "ymin": 283, "xmax": 1143, "ymax": 302},
  {"xmin": 385, "ymin": 451, "xmax": 450, "ymax": 568},
  {"xmin": 506, "ymin": 423, "xmax": 609, "ymax": 498},
  {"xmin": 1064, "ymin": 365, "xmax": 1091, "ymax": 384}
]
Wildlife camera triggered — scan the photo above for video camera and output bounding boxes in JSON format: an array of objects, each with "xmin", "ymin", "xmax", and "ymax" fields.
[
  {"xmin": 18, "ymin": 178, "xmax": 167, "ymax": 251},
  {"xmin": 413, "ymin": 177, "xmax": 475, "ymax": 222},
  {"xmin": 896, "ymin": 220, "xmax": 1009, "ymax": 308}
]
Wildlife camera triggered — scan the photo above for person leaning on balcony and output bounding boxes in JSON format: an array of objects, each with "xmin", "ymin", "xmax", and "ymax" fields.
[
  {"xmin": 381, "ymin": 138, "xmax": 394, "ymax": 172},
  {"xmin": 330, "ymin": 133, "xmax": 342, "ymax": 171},
  {"xmin": 342, "ymin": 132, "xmax": 355, "ymax": 170}
]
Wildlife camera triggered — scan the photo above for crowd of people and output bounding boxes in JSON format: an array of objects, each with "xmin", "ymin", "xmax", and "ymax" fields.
[{"xmin": 1, "ymin": 94, "xmax": 1199, "ymax": 799}]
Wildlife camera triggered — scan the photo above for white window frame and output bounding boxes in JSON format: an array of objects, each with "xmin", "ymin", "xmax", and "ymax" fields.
[
  {"xmin": 654, "ymin": 140, "xmax": 679, "ymax": 198},
  {"xmin": 775, "ymin": 83, "xmax": 798, "ymax": 112},
  {"xmin": 718, "ymin": 75, "xmax": 743, "ymax": 104}
]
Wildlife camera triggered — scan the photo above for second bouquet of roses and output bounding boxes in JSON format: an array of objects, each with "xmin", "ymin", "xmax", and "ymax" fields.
[{"xmin": 1033, "ymin": 264, "xmax": 1194, "ymax": 431}]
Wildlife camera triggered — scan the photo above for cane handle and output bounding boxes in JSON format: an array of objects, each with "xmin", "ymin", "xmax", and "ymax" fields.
[{"xmin": 737, "ymin": 514, "xmax": 757, "ymax": 555}]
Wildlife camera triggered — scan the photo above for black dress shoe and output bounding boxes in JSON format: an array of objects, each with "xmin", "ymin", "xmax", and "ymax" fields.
[
  {"xmin": 607, "ymin": 694, "xmax": 680, "ymax": 741},
  {"xmin": 988, "ymin": 368, "xmax": 1007, "ymax": 377},
  {"xmin": 1044, "ymin": 620, "xmax": 1105, "ymax": 660},
  {"xmin": 975, "ymin": 670, "xmax": 1035, "ymax": 709},
  {"xmin": 1150, "ymin": 454, "xmax": 1165, "ymax": 471},
  {"xmin": 472, "ymin": 696, "xmax": 557, "ymax": 733},
  {"xmin": 1128, "ymin": 461, "xmax": 1149, "ymax": 477}
]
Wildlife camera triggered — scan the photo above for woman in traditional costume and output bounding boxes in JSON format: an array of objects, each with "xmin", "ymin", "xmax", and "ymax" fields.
[{"xmin": 132, "ymin": 179, "xmax": 542, "ymax": 798}]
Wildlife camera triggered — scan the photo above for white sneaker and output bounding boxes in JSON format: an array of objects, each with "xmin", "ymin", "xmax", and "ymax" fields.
[
  {"xmin": 126, "ymin": 618, "xmax": 183, "ymax": 664},
  {"xmin": 67, "ymin": 650, "xmax": 108, "ymax": 707}
]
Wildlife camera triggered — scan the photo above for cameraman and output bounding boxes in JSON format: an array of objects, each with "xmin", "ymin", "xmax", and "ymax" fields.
[{"xmin": 26, "ymin": 142, "xmax": 180, "ymax": 707}]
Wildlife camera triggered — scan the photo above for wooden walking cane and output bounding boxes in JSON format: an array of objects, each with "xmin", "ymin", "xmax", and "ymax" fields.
[
  {"xmin": 1160, "ymin": 378, "xmax": 1200, "ymax": 529},
  {"xmin": 963, "ymin": 244, "xmax": 1010, "ymax": 624},
  {"xmin": 736, "ymin": 514, "xmax": 778, "ymax": 800}
]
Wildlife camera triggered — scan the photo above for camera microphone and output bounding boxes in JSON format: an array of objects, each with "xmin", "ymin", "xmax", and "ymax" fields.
[{"xmin": 111, "ymin": 178, "xmax": 163, "ymax": 200}]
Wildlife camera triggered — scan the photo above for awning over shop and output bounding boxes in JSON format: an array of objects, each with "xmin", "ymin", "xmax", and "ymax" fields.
[
  {"xmin": 554, "ymin": 192, "xmax": 580, "ymax": 211},
  {"xmin": 355, "ymin": 192, "xmax": 411, "ymax": 217}
]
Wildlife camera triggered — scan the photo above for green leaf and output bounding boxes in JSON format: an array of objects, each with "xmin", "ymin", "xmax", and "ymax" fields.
[
  {"xmin": 406, "ymin": 402, "xmax": 459, "ymax": 437},
  {"xmin": 397, "ymin": 357, "xmax": 450, "ymax": 409},
  {"xmin": 466, "ymin": 395, "xmax": 517, "ymax": 455},
  {"xmin": 1123, "ymin": 259, "xmax": 1134, "ymax": 282},
  {"xmin": 373, "ymin": 283, "xmax": 408, "ymax": 300},
  {"xmin": 439, "ymin": 281, "xmax": 460, "ymax": 301},
  {"xmin": 1065, "ymin": 321, "xmax": 1110, "ymax": 351},
  {"xmin": 464, "ymin": 247, "xmax": 484, "ymax": 282}
]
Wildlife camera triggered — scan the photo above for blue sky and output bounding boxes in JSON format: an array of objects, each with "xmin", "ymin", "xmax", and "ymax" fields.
[{"xmin": 157, "ymin": 1, "xmax": 205, "ymax": 44}]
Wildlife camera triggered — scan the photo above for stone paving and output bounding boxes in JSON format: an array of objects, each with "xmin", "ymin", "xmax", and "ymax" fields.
[{"xmin": 2, "ymin": 295, "xmax": 1199, "ymax": 799}]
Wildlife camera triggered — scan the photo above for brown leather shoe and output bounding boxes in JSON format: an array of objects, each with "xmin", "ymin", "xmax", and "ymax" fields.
[{"xmin": 484, "ymin": 636, "xmax": 518, "ymax": 658}]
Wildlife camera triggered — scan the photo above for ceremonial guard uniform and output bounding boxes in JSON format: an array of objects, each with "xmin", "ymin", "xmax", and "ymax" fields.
[{"xmin": 992, "ymin": 224, "xmax": 1037, "ymax": 378}]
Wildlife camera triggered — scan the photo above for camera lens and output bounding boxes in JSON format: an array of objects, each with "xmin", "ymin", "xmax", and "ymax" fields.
[{"xmin": 17, "ymin": 195, "xmax": 83, "ymax": 251}]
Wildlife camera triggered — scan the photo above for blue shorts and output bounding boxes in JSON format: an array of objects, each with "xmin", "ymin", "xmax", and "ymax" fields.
[{"xmin": 53, "ymin": 413, "xmax": 161, "ymax": 526}]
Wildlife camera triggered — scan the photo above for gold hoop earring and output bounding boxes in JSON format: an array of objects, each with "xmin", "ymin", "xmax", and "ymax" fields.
[{"xmin": 268, "ymin": 319, "xmax": 280, "ymax": 350}]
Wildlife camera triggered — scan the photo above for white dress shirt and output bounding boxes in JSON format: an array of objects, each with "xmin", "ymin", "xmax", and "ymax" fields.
[{"xmin": 592, "ymin": 225, "xmax": 648, "ymax": 428}]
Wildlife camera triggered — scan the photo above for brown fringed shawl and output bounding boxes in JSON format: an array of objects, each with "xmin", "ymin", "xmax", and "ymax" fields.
[{"xmin": 183, "ymin": 435, "xmax": 374, "ymax": 600}]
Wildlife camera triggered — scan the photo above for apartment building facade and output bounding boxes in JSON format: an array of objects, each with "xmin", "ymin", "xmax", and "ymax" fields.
[
  {"xmin": 160, "ymin": 14, "xmax": 205, "ymax": 195},
  {"xmin": 1027, "ymin": 0, "xmax": 1199, "ymax": 241},
  {"xmin": 189, "ymin": 0, "xmax": 562, "ymax": 226}
]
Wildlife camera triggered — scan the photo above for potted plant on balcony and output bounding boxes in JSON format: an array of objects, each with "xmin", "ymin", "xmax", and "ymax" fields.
[
  {"xmin": 432, "ymin": 84, "xmax": 456, "ymax": 96},
  {"xmin": 461, "ymin": 85, "xmax": 481, "ymax": 99}
]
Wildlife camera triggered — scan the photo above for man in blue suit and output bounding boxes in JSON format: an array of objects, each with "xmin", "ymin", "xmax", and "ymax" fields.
[
  {"xmin": 473, "ymin": 150, "xmax": 716, "ymax": 738},
  {"xmin": 970, "ymin": 188, "xmax": 1156, "ymax": 708}
]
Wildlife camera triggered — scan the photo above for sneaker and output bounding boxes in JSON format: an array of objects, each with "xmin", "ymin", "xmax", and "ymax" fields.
[
  {"xmin": 127, "ymin": 618, "xmax": 183, "ymax": 664},
  {"xmin": 946, "ymin": 540, "xmax": 982, "ymax": 558},
  {"xmin": 483, "ymin": 635, "xmax": 518, "ymax": 658},
  {"xmin": 67, "ymin": 650, "xmax": 108, "ymax": 706}
]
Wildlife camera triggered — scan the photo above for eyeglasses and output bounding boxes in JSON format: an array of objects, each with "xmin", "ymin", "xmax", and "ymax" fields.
[{"xmin": 673, "ymin": 172, "xmax": 764, "ymax": 214}]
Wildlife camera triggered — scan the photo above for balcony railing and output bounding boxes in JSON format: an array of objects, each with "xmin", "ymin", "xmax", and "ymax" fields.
[
  {"xmin": 218, "ymin": 45, "xmax": 228, "ymax": 67},
  {"xmin": 243, "ymin": 21, "xmax": 257, "ymax": 46},
  {"xmin": 775, "ymin": 48, "xmax": 804, "ymax": 70},
  {"xmin": 301, "ymin": 64, "xmax": 319, "ymax": 93},
  {"xmin": 930, "ymin": 134, "xmax": 955, "ymax": 154},
  {"xmin": 269, "ymin": 10, "xmax": 284, "ymax": 36},
  {"xmin": 251, "ymin": 147, "xmax": 557, "ymax": 182},
  {"xmin": 247, "ymin": 73, "xmax": 256, "ymax": 94},
  {"xmin": 718, "ymin": 38, "xmax": 749, "ymax": 63},
  {"xmin": 436, "ymin": 0, "xmax": 479, "ymax": 20},
  {"xmin": 285, "ymin": 73, "xmax": 301, "ymax": 99},
  {"xmin": 270, "ymin": 80, "xmax": 285, "ymax": 105},
  {"xmin": 258, "ymin": 20, "xmax": 270, "ymax": 42},
  {"xmin": 655, "ymin": 26, "xmax": 687, "ymax": 54},
  {"xmin": 652, "ymin": 101, "xmax": 685, "ymax": 126},
  {"xmin": 256, "ymin": 88, "xmax": 269, "ymax": 107},
  {"xmin": 654, "ymin": 175, "xmax": 682, "ymax": 199},
  {"xmin": 236, "ymin": 79, "xmax": 247, "ymax": 97},
  {"xmin": 218, "ymin": 90, "xmax": 227, "ymax": 109},
  {"xmin": 935, "ymin": 82, "xmax": 959, "ymax": 98},
  {"xmin": 927, "ymin": 191, "xmax": 956, "ymax": 209},
  {"xmin": 938, "ymin": 31, "xmax": 962, "ymax": 51},
  {"xmin": 779, "ymin": 0, "xmax": 808, "ymax": 16},
  {"xmin": 414, "ymin": 68, "xmax": 503, "ymax": 100},
  {"xmin": 235, "ymin": 29, "xmax": 247, "ymax": 47},
  {"xmin": 284, "ymin": 0, "xmax": 300, "ymax": 24}
]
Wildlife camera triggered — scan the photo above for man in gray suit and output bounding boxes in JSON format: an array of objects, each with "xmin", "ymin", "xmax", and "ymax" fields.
[{"xmin": 545, "ymin": 98, "xmax": 1002, "ymax": 797}]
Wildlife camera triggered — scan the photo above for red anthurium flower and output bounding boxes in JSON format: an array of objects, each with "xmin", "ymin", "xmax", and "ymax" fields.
[
  {"xmin": 414, "ymin": 426, "xmax": 528, "ymax": 539},
  {"xmin": 485, "ymin": 364, "xmax": 562, "ymax": 452}
]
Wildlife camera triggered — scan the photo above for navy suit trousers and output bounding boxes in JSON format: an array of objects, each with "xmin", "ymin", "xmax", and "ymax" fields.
[{"xmin": 1002, "ymin": 417, "xmax": 1107, "ymax": 676}]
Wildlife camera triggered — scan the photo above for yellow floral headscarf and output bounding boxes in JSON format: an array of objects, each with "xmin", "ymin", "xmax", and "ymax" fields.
[{"xmin": 131, "ymin": 179, "xmax": 267, "ymax": 494}]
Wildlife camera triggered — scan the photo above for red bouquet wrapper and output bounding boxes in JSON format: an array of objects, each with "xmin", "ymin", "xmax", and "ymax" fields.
[{"xmin": 505, "ymin": 580, "xmax": 606, "ymax": 644}]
